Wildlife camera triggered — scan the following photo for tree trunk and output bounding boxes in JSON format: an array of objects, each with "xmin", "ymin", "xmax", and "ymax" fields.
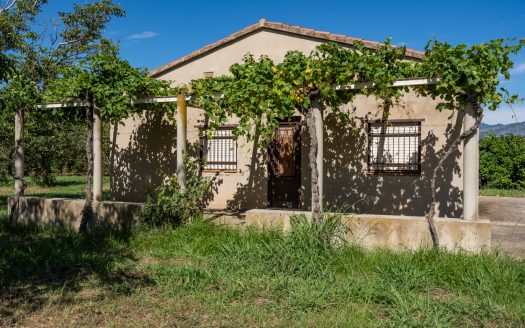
[
  {"xmin": 306, "ymin": 95, "xmax": 323, "ymax": 225},
  {"xmin": 79, "ymin": 96, "xmax": 95, "ymax": 233},
  {"xmin": 9, "ymin": 107, "xmax": 26, "ymax": 225},
  {"xmin": 426, "ymin": 94, "xmax": 483, "ymax": 248}
]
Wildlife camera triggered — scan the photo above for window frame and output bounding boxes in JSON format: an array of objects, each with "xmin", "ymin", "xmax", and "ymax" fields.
[
  {"xmin": 198, "ymin": 125, "xmax": 238, "ymax": 173},
  {"xmin": 366, "ymin": 119, "xmax": 423, "ymax": 175}
]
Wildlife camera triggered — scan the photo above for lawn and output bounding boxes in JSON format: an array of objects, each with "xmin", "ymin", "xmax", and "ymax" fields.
[
  {"xmin": 1, "ymin": 178, "xmax": 525, "ymax": 327},
  {"xmin": 0, "ymin": 221, "xmax": 524, "ymax": 327},
  {"xmin": 479, "ymin": 188, "xmax": 525, "ymax": 198}
]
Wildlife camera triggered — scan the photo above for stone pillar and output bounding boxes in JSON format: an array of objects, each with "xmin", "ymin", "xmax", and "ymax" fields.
[
  {"xmin": 177, "ymin": 93, "xmax": 187, "ymax": 190},
  {"xmin": 14, "ymin": 107, "xmax": 24, "ymax": 195},
  {"xmin": 463, "ymin": 102, "xmax": 479, "ymax": 220},
  {"xmin": 313, "ymin": 106, "xmax": 323, "ymax": 211},
  {"xmin": 93, "ymin": 106, "xmax": 103, "ymax": 202}
]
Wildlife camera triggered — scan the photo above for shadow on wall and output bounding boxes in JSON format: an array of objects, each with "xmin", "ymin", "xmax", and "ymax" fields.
[
  {"xmin": 110, "ymin": 110, "xmax": 222, "ymax": 207},
  {"xmin": 110, "ymin": 111, "xmax": 178, "ymax": 202},
  {"xmin": 111, "ymin": 106, "xmax": 464, "ymax": 217},
  {"xmin": 226, "ymin": 132, "xmax": 269, "ymax": 210},
  {"xmin": 314, "ymin": 110, "xmax": 464, "ymax": 218}
]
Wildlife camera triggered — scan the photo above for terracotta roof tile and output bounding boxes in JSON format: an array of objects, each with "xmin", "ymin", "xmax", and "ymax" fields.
[{"xmin": 149, "ymin": 19, "xmax": 424, "ymax": 77}]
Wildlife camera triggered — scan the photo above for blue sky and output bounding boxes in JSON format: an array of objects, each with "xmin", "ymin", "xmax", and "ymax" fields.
[{"xmin": 45, "ymin": 0, "xmax": 525, "ymax": 124}]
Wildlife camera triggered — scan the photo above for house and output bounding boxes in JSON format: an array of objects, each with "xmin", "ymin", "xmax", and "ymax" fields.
[{"xmin": 110, "ymin": 19, "xmax": 476, "ymax": 219}]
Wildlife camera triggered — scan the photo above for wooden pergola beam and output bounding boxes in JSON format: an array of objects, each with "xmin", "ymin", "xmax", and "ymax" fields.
[
  {"xmin": 334, "ymin": 77, "xmax": 441, "ymax": 90},
  {"xmin": 36, "ymin": 78, "xmax": 443, "ymax": 109}
]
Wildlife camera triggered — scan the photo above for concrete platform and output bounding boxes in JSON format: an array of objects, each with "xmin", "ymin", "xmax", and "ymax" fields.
[
  {"xmin": 10, "ymin": 196, "xmax": 525, "ymax": 255},
  {"xmin": 8, "ymin": 196, "xmax": 144, "ymax": 232},
  {"xmin": 245, "ymin": 209, "xmax": 492, "ymax": 252}
]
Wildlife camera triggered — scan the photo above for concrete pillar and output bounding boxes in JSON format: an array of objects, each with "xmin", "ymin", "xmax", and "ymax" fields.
[
  {"xmin": 463, "ymin": 102, "xmax": 479, "ymax": 220},
  {"xmin": 14, "ymin": 107, "xmax": 24, "ymax": 195},
  {"xmin": 176, "ymin": 93, "xmax": 187, "ymax": 190},
  {"xmin": 93, "ymin": 106, "xmax": 103, "ymax": 202},
  {"xmin": 313, "ymin": 106, "xmax": 323, "ymax": 211}
]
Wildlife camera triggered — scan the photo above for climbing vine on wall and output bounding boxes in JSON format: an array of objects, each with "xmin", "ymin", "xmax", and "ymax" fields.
[{"xmin": 191, "ymin": 38, "xmax": 524, "ymax": 245}]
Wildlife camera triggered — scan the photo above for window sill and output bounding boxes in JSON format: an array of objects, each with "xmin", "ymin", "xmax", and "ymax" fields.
[
  {"xmin": 367, "ymin": 171, "xmax": 421, "ymax": 176},
  {"xmin": 202, "ymin": 169, "xmax": 239, "ymax": 174}
]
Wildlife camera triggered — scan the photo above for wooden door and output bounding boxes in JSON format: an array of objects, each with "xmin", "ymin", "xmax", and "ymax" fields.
[{"xmin": 268, "ymin": 120, "xmax": 301, "ymax": 208}]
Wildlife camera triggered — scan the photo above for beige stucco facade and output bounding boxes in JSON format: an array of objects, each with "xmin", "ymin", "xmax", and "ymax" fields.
[{"xmin": 110, "ymin": 28, "xmax": 464, "ymax": 218}]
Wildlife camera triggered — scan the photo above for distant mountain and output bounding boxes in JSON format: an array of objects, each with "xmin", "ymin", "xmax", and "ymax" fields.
[{"xmin": 480, "ymin": 122, "xmax": 525, "ymax": 138}]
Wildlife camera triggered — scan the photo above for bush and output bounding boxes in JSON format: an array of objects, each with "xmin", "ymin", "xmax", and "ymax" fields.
[
  {"xmin": 139, "ymin": 156, "xmax": 213, "ymax": 227},
  {"xmin": 479, "ymin": 133, "xmax": 525, "ymax": 190}
]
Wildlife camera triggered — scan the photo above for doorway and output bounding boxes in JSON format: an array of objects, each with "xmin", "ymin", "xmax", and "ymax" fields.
[{"xmin": 268, "ymin": 118, "xmax": 301, "ymax": 208}]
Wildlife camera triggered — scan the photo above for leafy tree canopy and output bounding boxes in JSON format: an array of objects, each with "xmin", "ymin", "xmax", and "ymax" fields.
[
  {"xmin": 45, "ymin": 47, "xmax": 172, "ymax": 123},
  {"xmin": 480, "ymin": 133, "xmax": 525, "ymax": 190},
  {"xmin": 0, "ymin": 0, "xmax": 47, "ymax": 82},
  {"xmin": 192, "ymin": 39, "xmax": 412, "ymax": 142},
  {"xmin": 0, "ymin": 0, "xmax": 125, "ymax": 120},
  {"xmin": 192, "ymin": 39, "xmax": 524, "ymax": 143},
  {"xmin": 417, "ymin": 38, "xmax": 525, "ymax": 110}
]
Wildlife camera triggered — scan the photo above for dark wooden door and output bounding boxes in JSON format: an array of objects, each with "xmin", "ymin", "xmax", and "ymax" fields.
[{"xmin": 268, "ymin": 120, "xmax": 301, "ymax": 208}]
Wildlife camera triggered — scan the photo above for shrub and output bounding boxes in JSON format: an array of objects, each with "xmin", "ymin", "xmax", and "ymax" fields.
[
  {"xmin": 139, "ymin": 156, "xmax": 213, "ymax": 227},
  {"xmin": 479, "ymin": 133, "xmax": 525, "ymax": 190}
]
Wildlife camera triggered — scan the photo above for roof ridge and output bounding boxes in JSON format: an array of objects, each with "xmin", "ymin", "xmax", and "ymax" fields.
[{"xmin": 149, "ymin": 19, "xmax": 424, "ymax": 77}]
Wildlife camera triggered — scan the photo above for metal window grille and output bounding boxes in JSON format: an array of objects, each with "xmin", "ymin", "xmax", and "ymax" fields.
[
  {"xmin": 367, "ymin": 120, "xmax": 421, "ymax": 173},
  {"xmin": 201, "ymin": 127, "xmax": 237, "ymax": 171}
]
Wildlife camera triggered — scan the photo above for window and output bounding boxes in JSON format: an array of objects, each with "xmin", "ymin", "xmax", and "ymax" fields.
[
  {"xmin": 200, "ymin": 127, "xmax": 237, "ymax": 171},
  {"xmin": 367, "ymin": 120, "xmax": 422, "ymax": 174}
]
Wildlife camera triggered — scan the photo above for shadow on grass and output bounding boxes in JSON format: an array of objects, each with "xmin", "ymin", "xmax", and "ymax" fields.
[{"xmin": 0, "ymin": 221, "xmax": 149, "ymax": 325}]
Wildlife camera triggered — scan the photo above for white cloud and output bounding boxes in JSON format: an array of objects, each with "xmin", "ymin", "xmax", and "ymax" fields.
[
  {"xmin": 511, "ymin": 62, "xmax": 525, "ymax": 74},
  {"xmin": 127, "ymin": 31, "xmax": 158, "ymax": 40}
]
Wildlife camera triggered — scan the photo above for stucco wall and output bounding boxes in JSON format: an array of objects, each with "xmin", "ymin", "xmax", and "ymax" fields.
[{"xmin": 111, "ymin": 29, "xmax": 464, "ymax": 218}]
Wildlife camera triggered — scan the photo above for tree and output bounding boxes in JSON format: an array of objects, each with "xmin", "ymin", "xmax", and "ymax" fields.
[
  {"xmin": 0, "ymin": 0, "xmax": 47, "ymax": 83},
  {"xmin": 416, "ymin": 39, "xmax": 525, "ymax": 246},
  {"xmin": 192, "ymin": 39, "xmax": 524, "ymax": 245},
  {"xmin": 1, "ymin": 0, "xmax": 125, "ymax": 223},
  {"xmin": 46, "ymin": 48, "xmax": 170, "ymax": 231}
]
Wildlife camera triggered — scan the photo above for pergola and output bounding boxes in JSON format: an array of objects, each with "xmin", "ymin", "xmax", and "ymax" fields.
[{"xmin": 12, "ymin": 77, "xmax": 480, "ymax": 220}]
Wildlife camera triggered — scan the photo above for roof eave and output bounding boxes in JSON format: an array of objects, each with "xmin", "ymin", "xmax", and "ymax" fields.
[{"xmin": 148, "ymin": 19, "xmax": 424, "ymax": 78}]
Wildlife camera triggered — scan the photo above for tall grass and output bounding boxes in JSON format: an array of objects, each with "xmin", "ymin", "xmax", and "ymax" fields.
[
  {"xmin": 1, "ymin": 210, "xmax": 525, "ymax": 326},
  {"xmin": 130, "ymin": 220, "xmax": 525, "ymax": 327}
]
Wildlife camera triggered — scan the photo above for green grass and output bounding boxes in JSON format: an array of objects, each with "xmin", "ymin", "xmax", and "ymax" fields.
[
  {"xmin": 0, "ymin": 219, "xmax": 524, "ymax": 327},
  {"xmin": 1, "ymin": 178, "xmax": 525, "ymax": 326},
  {"xmin": 479, "ymin": 188, "xmax": 525, "ymax": 198}
]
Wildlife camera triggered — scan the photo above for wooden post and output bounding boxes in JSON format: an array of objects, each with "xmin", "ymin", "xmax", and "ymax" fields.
[
  {"xmin": 176, "ymin": 93, "xmax": 187, "ymax": 190},
  {"xmin": 14, "ymin": 107, "xmax": 24, "ymax": 195},
  {"xmin": 93, "ymin": 106, "xmax": 103, "ymax": 201}
]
